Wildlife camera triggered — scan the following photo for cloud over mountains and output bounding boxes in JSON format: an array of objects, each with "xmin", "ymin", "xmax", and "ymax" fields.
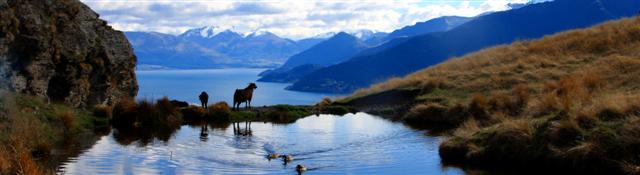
[{"xmin": 81, "ymin": 0, "xmax": 531, "ymax": 39}]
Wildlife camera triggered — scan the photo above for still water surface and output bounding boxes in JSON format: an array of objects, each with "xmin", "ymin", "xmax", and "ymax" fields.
[{"xmin": 58, "ymin": 114, "xmax": 463, "ymax": 174}]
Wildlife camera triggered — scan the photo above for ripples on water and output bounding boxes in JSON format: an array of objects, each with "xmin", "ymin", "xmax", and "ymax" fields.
[{"xmin": 57, "ymin": 113, "xmax": 465, "ymax": 174}]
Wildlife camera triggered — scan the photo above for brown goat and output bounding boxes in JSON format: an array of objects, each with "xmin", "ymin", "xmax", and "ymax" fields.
[
  {"xmin": 233, "ymin": 83, "xmax": 257, "ymax": 111},
  {"xmin": 199, "ymin": 91, "xmax": 209, "ymax": 110}
]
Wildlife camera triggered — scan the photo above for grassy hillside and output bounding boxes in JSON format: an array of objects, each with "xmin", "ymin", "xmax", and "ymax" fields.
[
  {"xmin": 290, "ymin": 0, "xmax": 640, "ymax": 94},
  {"xmin": 344, "ymin": 17, "xmax": 640, "ymax": 173},
  {"xmin": 0, "ymin": 92, "xmax": 106, "ymax": 174}
]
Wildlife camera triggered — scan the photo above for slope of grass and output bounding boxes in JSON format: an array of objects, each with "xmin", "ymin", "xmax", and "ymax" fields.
[
  {"xmin": 0, "ymin": 92, "xmax": 105, "ymax": 174},
  {"xmin": 344, "ymin": 17, "xmax": 640, "ymax": 173}
]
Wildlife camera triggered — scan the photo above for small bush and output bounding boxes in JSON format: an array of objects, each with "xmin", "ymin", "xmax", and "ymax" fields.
[
  {"xmin": 317, "ymin": 97, "xmax": 332, "ymax": 107},
  {"xmin": 156, "ymin": 97, "xmax": 179, "ymax": 117},
  {"xmin": 209, "ymin": 102, "xmax": 231, "ymax": 120},
  {"xmin": 0, "ymin": 147, "xmax": 11, "ymax": 174},
  {"xmin": 16, "ymin": 152, "xmax": 44, "ymax": 175},
  {"xmin": 58, "ymin": 111, "xmax": 75, "ymax": 133},
  {"xmin": 468, "ymin": 94, "xmax": 489, "ymax": 120},
  {"xmin": 597, "ymin": 108, "xmax": 625, "ymax": 121},
  {"xmin": 323, "ymin": 105, "xmax": 350, "ymax": 115},
  {"xmin": 112, "ymin": 98, "xmax": 137, "ymax": 128},
  {"xmin": 406, "ymin": 103, "xmax": 448, "ymax": 123},
  {"xmin": 182, "ymin": 105, "xmax": 206, "ymax": 121},
  {"xmin": 420, "ymin": 78, "xmax": 447, "ymax": 93},
  {"xmin": 93, "ymin": 104, "xmax": 112, "ymax": 119}
]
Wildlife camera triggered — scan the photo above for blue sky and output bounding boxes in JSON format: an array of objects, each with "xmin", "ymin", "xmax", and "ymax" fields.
[{"xmin": 80, "ymin": 0, "xmax": 537, "ymax": 39}]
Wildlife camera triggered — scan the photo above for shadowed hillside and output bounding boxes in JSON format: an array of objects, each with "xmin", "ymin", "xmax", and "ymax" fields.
[
  {"xmin": 289, "ymin": 0, "xmax": 640, "ymax": 93},
  {"xmin": 343, "ymin": 17, "xmax": 640, "ymax": 174}
]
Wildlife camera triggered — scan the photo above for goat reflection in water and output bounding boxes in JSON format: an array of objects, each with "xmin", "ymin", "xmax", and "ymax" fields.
[
  {"xmin": 232, "ymin": 121, "xmax": 253, "ymax": 136},
  {"xmin": 199, "ymin": 124, "xmax": 209, "ymax": 142}
]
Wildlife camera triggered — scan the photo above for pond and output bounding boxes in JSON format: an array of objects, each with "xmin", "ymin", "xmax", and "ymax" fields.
[{"xmin": 57, "ymin": 113, "xmax": 464, "ymax": 174}]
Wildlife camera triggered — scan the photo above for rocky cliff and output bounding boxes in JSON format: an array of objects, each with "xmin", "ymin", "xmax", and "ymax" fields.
[{"xmin": 0, "ymin": 0, "xmax": 138, "ymax": 107}]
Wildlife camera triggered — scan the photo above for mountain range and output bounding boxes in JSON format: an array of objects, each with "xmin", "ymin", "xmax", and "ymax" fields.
[
  {"xmin": 127, "ymin": 27, "xmax": 394, "ymax": 69},
  {"xmin": 127, "ymin": 28, "xmax": 324, "ymax": 69},
  {"xmin": 258, "ymin": 16, "xmax": 471, "ymax": 83},
  {"xmin": 287, "ymin": 0, "xmax": 640, "ymax": 93}
]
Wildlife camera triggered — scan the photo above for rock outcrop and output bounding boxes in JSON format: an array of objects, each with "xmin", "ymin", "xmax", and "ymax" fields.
[{"xmin": 0, "ymin": 0, "xmax": 138, "ymax": 107}]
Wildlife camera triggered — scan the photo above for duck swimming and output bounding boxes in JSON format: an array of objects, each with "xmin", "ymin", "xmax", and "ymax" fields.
[
  {"xmin": 296, "ymin": 164, "xmax": 307, "ymax": 174},
  {"xmin": 281, "ymin": 155, "xmax": 294, "ymax": 164},
  {"xmin": 267, "ymin": 153, "xmax": 280, "ymax": 160}
]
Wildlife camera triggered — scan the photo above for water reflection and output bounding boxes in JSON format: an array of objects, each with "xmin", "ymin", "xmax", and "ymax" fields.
[{"xmin": 58, "ymin": 113, "xmax": 466, "ymax": 174}]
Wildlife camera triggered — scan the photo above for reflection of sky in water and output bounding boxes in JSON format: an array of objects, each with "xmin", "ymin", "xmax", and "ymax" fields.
[
  {"xmin": 58, "ymin": 113, "xmax": 464, "ymax": 174},
  {"xmin": 135, "ymin": 69, "xmax": 343, "ymax": 106}
]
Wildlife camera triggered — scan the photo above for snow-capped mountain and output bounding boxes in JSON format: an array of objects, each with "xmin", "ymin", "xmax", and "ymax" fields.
[
  {"xmin": 126, "ymin": 27, "xmax": 325, "ymax": 69},
  {"xmin": 311, "ymin": 30, "xmax": 388, "ymax": 41},
  {"xmin": 311, "ymin": 32, "xmax": 338, "ymax": 39},
  {"xmin": 179, "ymin": 26, "xmax": 222, "ymax": 38}
]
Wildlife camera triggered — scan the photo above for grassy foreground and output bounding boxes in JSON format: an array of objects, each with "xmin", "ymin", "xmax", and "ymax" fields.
[
  {"xmin": 341, "ymin": 17, "xmax": 640, "ymax": 173},
  {"xmin": 0, "ymin": 93, "xmax": 352, "ymax": 174},
  {"xmin": 0, "ymin": 92, "xmax": 107, "ymax": 174}
]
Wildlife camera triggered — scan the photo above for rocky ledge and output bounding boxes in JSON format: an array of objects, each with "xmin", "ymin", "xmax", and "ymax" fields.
[{"xmin": 0, "ymin": 0, "xmax": 138, "ymax": 107}]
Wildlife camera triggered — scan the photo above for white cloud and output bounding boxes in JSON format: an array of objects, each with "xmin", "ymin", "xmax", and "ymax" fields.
[{"xmin": 81, "ymin": 0, "xmax": 532, "ymax": 39}]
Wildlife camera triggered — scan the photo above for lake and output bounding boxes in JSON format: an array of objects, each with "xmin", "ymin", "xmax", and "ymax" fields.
[
  {"xmin": 135, "ymin": 69, "xmax": 340, "ymax": 106},
  {"xmin": 55, "ymin": 69, "xmax": 467, "ymax": 174}
]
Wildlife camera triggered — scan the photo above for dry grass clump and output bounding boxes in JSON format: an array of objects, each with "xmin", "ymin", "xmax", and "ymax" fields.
[
  {"xmin": 58, "ymin": 111, "xmax": 76, "ymax": 134},
  {"xmin": 92, "ymin": 104, "xmax": 112, "ymax": 119},
  {"xmin": 208, "ymin": 101, "xmax": 231, "ymax": 119},
  {"xmin": 181, "ymin": 105, "xmax": 206, "ymax": 121},
  {"xmin": 316, "ymin": 97, "xmax": 332, "ymax": 107},
  {"xmin": 111, "ymin": 97, "xmax": 182, "ymax": 131},
  {"xmin": 0, "ymin": 92, "xmax": 101, "ymax": 174}
]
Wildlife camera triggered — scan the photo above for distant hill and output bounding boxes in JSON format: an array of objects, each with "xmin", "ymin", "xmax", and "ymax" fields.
[
  {"xmin": 257, "ymin": 32, "xmax": 368, "ymax": 83},
  {"xmin": 258, "ymin": 16, "xmax": 467, "ymax": 83},
  {"xmin": 257, "ymin": 64, "xmax": 325, "ymax": 83},
  {"xmin": 384, "ymin": 16, "xmax": 471, "ymax": 41},
  {"xmin": 289, "ymin": 0, "xmax": 640, "ymax": 93},
  {"xmin": 280, "ymin": 32, "xmax": 369, "ymax": 69},
  {"xmin": 126, "ymin": 28, "xmax": 324, "ymax": 69}
]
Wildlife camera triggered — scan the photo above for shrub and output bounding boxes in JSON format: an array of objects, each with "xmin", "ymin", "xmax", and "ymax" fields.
[
  {"xmin": 93, "ymin": 104, "xmax": 112, "ymax": 119},
  {"xmin": 112, "ymin": 98, "xmax": 137, "ymax": 128},
  {"xmin": 420, "ymin": 78, "xmax": 448, "ymax": 94},
  {"xmin": 468, "ymin": 94, "xmax": 489, "ymax": 120},
  {"xmin": 323, "ymin": 105, "xmax": 350, "ymax": 115},
  {"xmin": 444, "ymin": 104, "xmax": 470, "ymax": 124},
  {"xmin": 58, "ymin": 111, "xmax": 75, "ymax": 133},
  {"xmin": 209, "ymin": 102, "xmax": 231, "ymax": 120},
  {"xmin": 16, "ymin": 152, "xmax": 44, "ymax": 175},
  {"xmin": 406, "ymin": 103, "xmax": 449, "ymax": 124},
  {"xmin": 182, "ymin": 105, "xmax": 206, "ymax": 121},
  {"xmin": 0, "ymin": 147, "xmax": 11, "ymax": 174},
  {"xmin": 264, "ymin": 105, "xmax": 311, "ymax": 123},
  {"xmin": 155, "ymin": 97, "xmax": 179, "ymax": 117},
  {"xmin": 317, "ymin": 97, "xmax": 332, "ymax": 107}
]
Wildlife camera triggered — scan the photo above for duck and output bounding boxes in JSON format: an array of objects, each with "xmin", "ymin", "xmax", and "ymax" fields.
[
  {"xmin": 267, "ymin": 153, "xmax": 280, "ymax": 160},
  {"xmin": 281, "ymin": 155, "xmax": 294, "ymax": 164},
  {"xmin": 296, "ymin": 164, "xmax": 307, "ymax": 174}
]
